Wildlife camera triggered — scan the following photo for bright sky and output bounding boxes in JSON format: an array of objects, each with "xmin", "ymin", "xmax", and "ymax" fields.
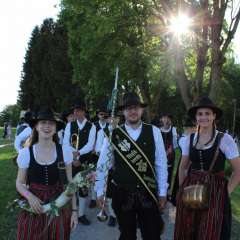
[
  {"xmin": 0, "ymin": 1, "xmax": 239, "ymax": 113},
  {"xmin": 0, "ymin": 0, "xmax": 61, "ymax": 112}
]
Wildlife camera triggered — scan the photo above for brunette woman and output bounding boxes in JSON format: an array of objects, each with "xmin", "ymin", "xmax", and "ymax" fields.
[
  {"xmin": 174, "ymin": 97, "xmax": 240, "ymax": 240},
  {"xmin": 160, "ymin": 111, "xmax": 178, "ymax": 200},
  {"xmin": 16, "ymin": 107, "xmax": 78, "ymax": 240}
]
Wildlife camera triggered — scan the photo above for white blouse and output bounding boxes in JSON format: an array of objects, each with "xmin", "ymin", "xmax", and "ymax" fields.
[
  {"xmin": 182, "ymin": 131, "xmax": 239, "ymax": 160},
  {"xmin": 17, "ymin": 144, "xmax": 73, "ymax": 169}
]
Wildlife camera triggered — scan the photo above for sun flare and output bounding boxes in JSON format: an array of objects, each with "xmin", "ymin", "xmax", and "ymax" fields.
[{"xmin": 170, "ymin": 14, "xmax": 190, "ymax": 36}]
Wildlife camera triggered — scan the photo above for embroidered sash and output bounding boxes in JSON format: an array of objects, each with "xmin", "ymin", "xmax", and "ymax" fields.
[{"xmin": 104, "ymin": 127, "xmax": 158, "ymax": 204}]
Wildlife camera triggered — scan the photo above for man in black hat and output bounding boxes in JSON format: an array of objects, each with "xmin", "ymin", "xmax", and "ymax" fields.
[
  {"xmin": 88, "ymin": 106, "xmax": 109, "ymax": 208},
  {"xmin": 95, "ymin": 106, "xmax": 108, "ymax": 133},
  {"xmin": 95, "ymin": 109, "xmax": 120, "ymax": 227},
  {"xmin": 63, "ymin": 101, "xmax": 96, "ymax": 225},
  {"xmin": 58, "ymin": 108, "xmax": 75, "ymax": 145},
  {"xmin": 14, "ymin": 112, "xmax": 33, "ymax": 153},
  {"xmin": 96, "ymin": 92, "xmax": 168, "ymax": 239}
]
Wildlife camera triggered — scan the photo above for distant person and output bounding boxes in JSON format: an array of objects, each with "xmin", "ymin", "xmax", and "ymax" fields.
[
  {"xmin": 14, "ymin": 112, "xmax": 32, "ymax": 153},
  {"xmin": 32, "ymin": 107, "xmax": 40, "ymax": 119},
  {"xmin": 2, "ymin": 122, "xmax": 8, "ymax": 139},
  {"xmin": 17, "ymin": 122, "xmax": 22, "ymax": 130},
  {"xmin": 8, "ymin": 123, "xmax": 12, "ymax": 139},
  {"xmin": 160, "ymin": 111, "xmax": 178, "ymax": 201},
  {"xmin": 150, "ymin": 116, "xmax": 163, "ymax": 130}
]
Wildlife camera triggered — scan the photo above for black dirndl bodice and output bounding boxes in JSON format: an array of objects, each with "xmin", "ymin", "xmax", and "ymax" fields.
[{"xmin": 174, "ymin": 132, "xmax": 232, "ymax": 240}]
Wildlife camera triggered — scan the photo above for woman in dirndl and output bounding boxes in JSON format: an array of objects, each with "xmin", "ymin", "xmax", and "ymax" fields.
[
  {"xmin": 174, "ymin": 97, "xmax": 240, "ymax": 240},
  {"xmin": 160, "ymin": 111, "xmax": 178, "ymax": 201},
  {"xmin": 16, "ymin": 107, "xmax": 78, "ymax": 240}
]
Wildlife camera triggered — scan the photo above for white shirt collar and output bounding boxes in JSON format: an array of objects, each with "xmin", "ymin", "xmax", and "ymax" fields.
[
  {"xmin": 124, "ymin": 121, "xmax": 142, "ymax": 131},
  {"xmin": 99, "ymin": 121, "xmax": 106, "ymax": 128},
  {"xmin": 77, "ymin": 118, "xmax": 86, "ymax": 126}
]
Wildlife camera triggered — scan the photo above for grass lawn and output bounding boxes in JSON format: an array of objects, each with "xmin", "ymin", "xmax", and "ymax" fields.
[
  {"xmin": 0, "ymin": 135, "xmax": 239, "ymax": 239},
  {"xmin": 0, "ymin": 138, "xmax": 18, "ymax": 240}
]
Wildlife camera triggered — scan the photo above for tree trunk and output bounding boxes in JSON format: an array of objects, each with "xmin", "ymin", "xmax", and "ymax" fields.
[{"xmin": 176, "ymin": 53, "xmax": 192, "ymax": 109}]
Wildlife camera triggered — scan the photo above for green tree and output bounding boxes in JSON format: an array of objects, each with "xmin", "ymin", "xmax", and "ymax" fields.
[
  {"xmin": 19, "ymin": 18, "xmax": 85, "ymax": 113},
  {"xmin": 0, "ymin": 104, "xmax": 21, "ymax": 127},
  {"xmin": 59, "ymin": 0, "xmax": 240, "ymax": 116},
  {"xmin": 59, "ymin": 0, "xmax": 175, "ymax": 119}
]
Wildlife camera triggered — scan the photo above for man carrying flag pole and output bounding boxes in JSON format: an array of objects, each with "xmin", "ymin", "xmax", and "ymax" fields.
[{"xmin": 96, "ymin": 77, "xmax": 168, "ymax": 239}]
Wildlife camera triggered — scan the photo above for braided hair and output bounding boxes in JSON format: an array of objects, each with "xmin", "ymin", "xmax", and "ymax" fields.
[{"xmin": 194, "ymin": 121, "xmax": 216, "ymax": 148}]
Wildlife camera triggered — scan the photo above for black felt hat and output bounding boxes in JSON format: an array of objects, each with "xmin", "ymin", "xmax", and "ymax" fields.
[
  {"xmin": 116, "ymin": 92, "xmax": 148, "ymax": 111},
  {"xmin": 21, "ymin": 112, "xmax": 32, "ymax": 122},
  {"xmin": 29, "ymin": 107, "xmax": 65, "ymax": 131},
  {"xmin": 182, "ymin": 118, "xmax": 197, "ymax": 127},
  {"xmin": 104, "ymin": 110, "xmax": 120, "ymax": 119},
  {"xmin": 65, "ymin": 108, "xmax": 74, "ymax": 117},
  {"xmin": 151, "ymin": 117, "xmax": 163, "ymax": 128},
  {"xmin": 59, "ymin": 113, "xmax": 67, "ymax": 123},
  {"xmin": 32, "ymin": 108, "xmax": 40, "ymax": 118},
  {"xmin": 159, "ymin": 111, "xmax": 172, "ymax": 120},
  {"xmin": 96, "ymin": 106, "xmax": 108, "ymax": 114},
  {"xmin": 188, "ymin": 97, "xmax": 223, "ymax": 120},
  {"xmin": 72, "ymin": 101, "xmax": 89, "ymax": 114}
]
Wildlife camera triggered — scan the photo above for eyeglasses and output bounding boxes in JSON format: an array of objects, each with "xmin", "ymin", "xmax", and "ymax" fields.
[
  {"xmin": 99, "ymin": 113, "xmax": 107, "ymax": 116},
  {"xmin": 124, "ymin": 106, "xmax": 141, "ymax": 112}
]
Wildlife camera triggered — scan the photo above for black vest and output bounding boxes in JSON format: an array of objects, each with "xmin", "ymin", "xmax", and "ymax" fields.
[
  {"xmin": 28, "ymin": 144, "xmax": 63, "ymax": 186},
  {"xmin": 95, "ymin": 121, "xmax": 109, "ymax": 137},
  {"xmin": 112, "ymin": 123, "xmax": 155, "ymax": 192},
  {"xmin": 161, "ymin": 126, "xmax": 173, "ymax": 143},
  {"xmin": 70, "ymin": 120, "xmax": 92, "ymax": 151},
  {"xmin": 189, "ymin": 133, "xmax": 226, "ymax": 172}
]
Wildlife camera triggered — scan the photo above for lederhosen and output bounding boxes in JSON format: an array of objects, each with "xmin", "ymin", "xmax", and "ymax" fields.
[
  {"xmin": 171, "ymin": 134, "xmax": 186, "ymax": 206},
  {"xmin": 17, "ymin": 144, "xmax": 71, "ymax": 240},
  {"xmin": 108, "ymin": 124, "xmax": 164, "ymax": 240},
  {"xmin": 70, "ymin": 120, "xmax": 92, "ymax": 197},
  {"xmin": 174, "ymin": 133, "xmax": 231, "ymax": 240},
  {"xmin": 161, "ymin": 127, "xmax": 175, "ymax": 189}
]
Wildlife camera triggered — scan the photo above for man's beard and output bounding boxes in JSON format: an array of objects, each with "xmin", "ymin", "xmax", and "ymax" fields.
[{"xmin": 127, "ymin": 116, "xmax": 141, "ymax": 125}]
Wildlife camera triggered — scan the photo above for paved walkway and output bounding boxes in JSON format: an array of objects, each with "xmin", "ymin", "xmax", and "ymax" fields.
[
  {"xmin": 70, "ymin": 196, "xmax": 176, "ymax": 240},
  {"xmin": 70, "ymin": 195, "xmax": 238, "ymax": 240}
]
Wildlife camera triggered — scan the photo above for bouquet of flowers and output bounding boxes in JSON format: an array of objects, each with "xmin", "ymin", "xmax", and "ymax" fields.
[{"xmin": 8, "ymin": 163, "xmax": 98, "ymax": 216}]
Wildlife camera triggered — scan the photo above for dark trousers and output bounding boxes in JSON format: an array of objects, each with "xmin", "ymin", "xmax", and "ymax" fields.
[
  {"xmin": 111, "ymin": 184, "xmax": 161, "ymax": 240},
  {"xmin": 167, "ymin": 150, "xmax": 175, "ymax": 190}
]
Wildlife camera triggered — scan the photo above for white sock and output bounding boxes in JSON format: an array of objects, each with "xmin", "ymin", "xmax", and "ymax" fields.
[
  {"xmin": 107, "ymin": 198, "xmax": 116, "ymax": 217},
  {"xmin": 91, "ymin": 185, "xmax": 97, "ymax": 201},
  {"xmin": 78, "ymin": 197, "xmax": 86, "ymax": 217}
]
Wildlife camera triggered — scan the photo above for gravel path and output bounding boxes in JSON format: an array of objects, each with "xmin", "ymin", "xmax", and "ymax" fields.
[{"xmin": 70, "ymin": 196, "xmax": 175, "ymax": 240}]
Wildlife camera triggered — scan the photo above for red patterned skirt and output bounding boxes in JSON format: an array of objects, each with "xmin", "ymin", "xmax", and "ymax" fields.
[
  {"xmin": 17, "ymin": 183, "xmax": 71, "ymax": 240},
  {"xmin": 174, "ymin": 171, "xmax": 231, "ymax": 240}
]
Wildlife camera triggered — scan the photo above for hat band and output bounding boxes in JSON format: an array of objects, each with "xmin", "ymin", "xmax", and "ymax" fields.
[
  {"xmin": 123, "ymin": 101, "xmax": 144, "ymax": 106},
  {"xmin": 37, "ymin": 113, "xmax": 56, "ymax": 121}
]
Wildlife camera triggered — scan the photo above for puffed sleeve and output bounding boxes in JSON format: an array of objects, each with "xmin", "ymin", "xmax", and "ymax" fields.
[
  {"xmin": 17, "ymin": 148, "xmax": 30, "ymax": 168},
  {"xmin": 182, "ymin": 134, "xmax": 191, "ymax": 156},
  {"xmin": 220, "ymin": 133, "xmax": 239, "ymax": 159},
  {"xmin": 62, "ymin": 145, "xmax": 73, "ymax": 165}
]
